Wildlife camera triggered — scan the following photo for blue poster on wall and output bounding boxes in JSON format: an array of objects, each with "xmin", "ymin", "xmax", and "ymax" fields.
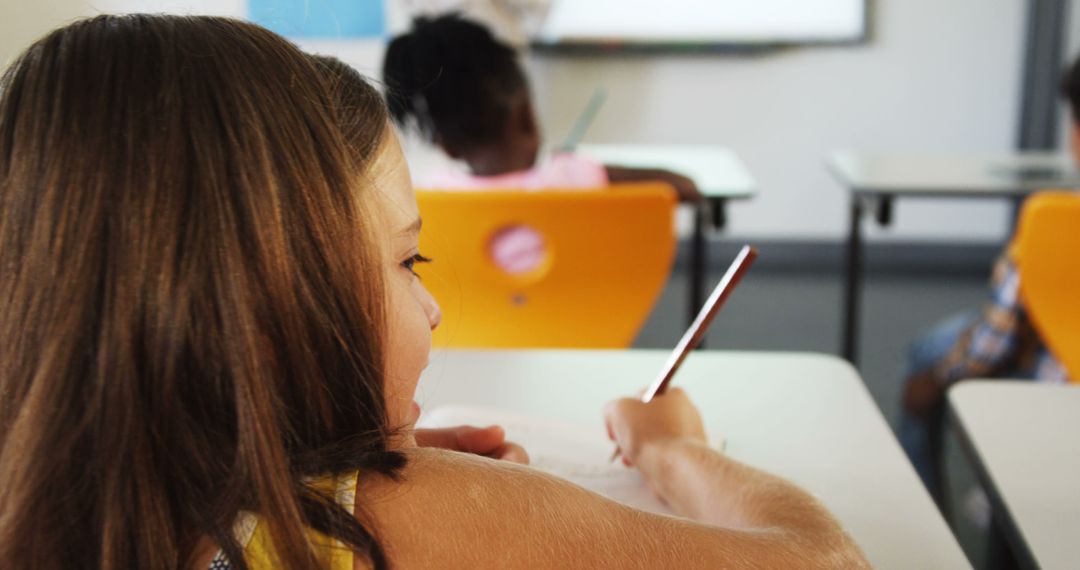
[{"xmin": 249, "ymin": 0, "xmax": 385, "ymax": 39}]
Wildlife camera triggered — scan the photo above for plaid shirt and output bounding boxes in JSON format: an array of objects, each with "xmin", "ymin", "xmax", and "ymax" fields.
[{"xmin": 935, "ymin": 253, "xmax": 1069, "ymax": 384}]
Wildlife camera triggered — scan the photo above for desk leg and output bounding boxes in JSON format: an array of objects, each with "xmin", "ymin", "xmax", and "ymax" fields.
[
  {"xmin": 690, "ymin": 202, "xmax": 707, "ymax": 340},
  {"xmin": 986, "ymin": 513, "xmax": 1023, "ymax": 570},
  {"xmin": 690, "ymin": 199, "xmax": 727, "ymax": 349},
  {"xmin": 711, "ymin": 197, "xmax": 727, "ymax": 230},
  {"xmin": 876, "ymin": 195, "xmax": 894, "ymax": 226},
  {"xmin": 842, "ymin": 196, "xmax": 864, "ymax": 363}
]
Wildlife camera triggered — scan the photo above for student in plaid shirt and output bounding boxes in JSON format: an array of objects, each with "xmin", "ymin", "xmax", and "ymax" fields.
[
  {"xmin": 898, "ymin": 57, "xmax": 1080, "ymax": 506},
  {"xmin": 899, "ymin": 254, "xmax": 1069, "ymax": 503}
]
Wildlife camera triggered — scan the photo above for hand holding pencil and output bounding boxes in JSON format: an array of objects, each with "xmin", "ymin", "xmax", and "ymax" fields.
[
  {"xmin": 607, "ymin": 245, "xmax": 757, "ymax": 462},
  {"xmin": 604, "ymin": 388, "xmax": 706, "ymax": 466}
]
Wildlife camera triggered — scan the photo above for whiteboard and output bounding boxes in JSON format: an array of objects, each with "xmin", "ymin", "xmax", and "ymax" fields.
[{"xmin": 536, "ymin": 0, "xmax": 866, "ymax": 46}]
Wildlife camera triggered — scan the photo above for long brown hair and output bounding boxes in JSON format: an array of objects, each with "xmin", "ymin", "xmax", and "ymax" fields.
[
  {"xmin": 312, "ymin": 55, "xmax": 391, "ymax": 162},
  {"xmin": 0, "ymin": 14, "xmax": 403, "ymax": 569}
]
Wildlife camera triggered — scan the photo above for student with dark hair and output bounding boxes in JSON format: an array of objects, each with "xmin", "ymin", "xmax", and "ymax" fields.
[
  {"xmin": 897, "ymin": 55, "xmax": 1080, "ymax": 507},
  {"xmin": 382, "ymin": 13, "xmax": 703, "ymax": 201},
  {"xmin": 0, "ymin": 15, "xmax": 867, "ymax": 569}
]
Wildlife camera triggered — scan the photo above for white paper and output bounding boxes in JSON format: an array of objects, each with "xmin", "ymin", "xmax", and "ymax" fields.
[{"xmin": 418, "ymin": 405, "xmax": 724, "ymax": 517}]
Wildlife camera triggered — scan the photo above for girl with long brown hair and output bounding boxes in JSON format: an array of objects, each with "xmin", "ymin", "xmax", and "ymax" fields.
[{"xmin": 0, "ymin": 14, "xmax": 866, "ymax": 569}]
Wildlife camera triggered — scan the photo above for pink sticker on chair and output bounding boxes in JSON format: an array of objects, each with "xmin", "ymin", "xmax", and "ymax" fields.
[{"xmin": 488, "ymin": 225, "xmax": 547, "ymax": 275}]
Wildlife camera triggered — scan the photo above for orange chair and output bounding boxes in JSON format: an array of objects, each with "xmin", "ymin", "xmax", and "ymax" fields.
[
  {"xmin": 1014, "ymin": 191, "xmax": 1080, "ymax": 381},
  {"xmin": 415, "ymin": 183, "xmax": 677, "ymax": 348}
]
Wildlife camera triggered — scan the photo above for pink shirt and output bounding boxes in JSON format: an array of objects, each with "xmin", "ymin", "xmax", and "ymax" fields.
[
  {"xmin": 419, "ymin": 152, "xmax": 609, "ymax": 191},
  {"xmin": 418, "ymin": 153, "xmax": 609, "ymax": 275}
]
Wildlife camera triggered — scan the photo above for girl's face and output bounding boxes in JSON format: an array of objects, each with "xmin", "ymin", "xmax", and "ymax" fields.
[{"xmin": 368, "ymin": 129, "xmax": 442, "ymax": 434}]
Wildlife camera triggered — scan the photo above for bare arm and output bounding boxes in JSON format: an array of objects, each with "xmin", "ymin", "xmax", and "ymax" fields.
[
  {"xmin": 360, "ymin": 448, "xmax": 864, "ymax": 570},
  {"xmin": 638, "ymin": 439, "xmax": 841, "ymax": 533},
  {"xmin": 605, "ymin": 164, "xmax": 704, "ymax": 203},
  {"xmin": 359, "ymin": 390, "xmax": 866, "ymax": 569},
  {"xmin": 605, "ymin": 389, "xmax": 863, "ymax": 560}
]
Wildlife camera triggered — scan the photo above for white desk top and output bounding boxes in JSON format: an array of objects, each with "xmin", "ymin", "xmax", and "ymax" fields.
[
  {"xmin": 828, "ymin": 151, "xmax": 1080, "ymax": 196},
  {"xmin": 417, "ymin": 349, "xmax": 968, "ymax": 569},
  {"xmin": 949, "ymin": 381, "xmax": 1080, "ymax": 570},
  {"xmin": 578, "ymin": 143, "xmax": 756, "ymax": 199}
]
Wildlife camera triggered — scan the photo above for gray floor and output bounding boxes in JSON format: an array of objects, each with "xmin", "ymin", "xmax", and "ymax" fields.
[{"xmin": 632, "ymin": 249, "xmax": 995, "ymax": 568}]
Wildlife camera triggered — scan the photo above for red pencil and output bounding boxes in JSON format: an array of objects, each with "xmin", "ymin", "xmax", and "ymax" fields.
[{"xmin": 611, "ymin": 245, "xmax": 758, "ymax": 461}]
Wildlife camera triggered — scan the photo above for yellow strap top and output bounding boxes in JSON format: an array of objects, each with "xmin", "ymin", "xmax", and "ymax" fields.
[{"xmin": 217, "ymin": 471, "xmax": 359, "ymax": 570}]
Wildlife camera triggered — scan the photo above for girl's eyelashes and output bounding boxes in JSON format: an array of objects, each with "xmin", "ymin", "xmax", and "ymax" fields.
[{"xmin": 401, "ymin": 253, "xmax": 433, "ymax": 276}]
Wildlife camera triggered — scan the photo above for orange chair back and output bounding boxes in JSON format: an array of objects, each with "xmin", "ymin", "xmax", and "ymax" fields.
[
  {"xmin": 415, "ymin": 183, "xmax": 676, "ymax": 348},
  {"xmin": 1014, "ymin": 191, "xmax": 1080, "ymax": 382}
]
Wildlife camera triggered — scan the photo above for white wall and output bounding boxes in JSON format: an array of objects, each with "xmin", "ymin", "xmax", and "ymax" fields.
[
  {"xmin": 529, "ymin": 0, "xmax": 1034, "ymax": 242},
  {"xmin": 1, "ymin": 0, "xmax": 1071, "ymax": 243},
  {"xmin": 0, "ymin": 0, "xmax": 87, "ymax": 69},
  {"xmin": 0, "ymin": 1, "xmax": 392, "ymax": 72}
]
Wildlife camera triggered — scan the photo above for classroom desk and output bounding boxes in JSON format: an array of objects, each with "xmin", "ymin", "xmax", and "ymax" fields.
[
  {"xmin": 949, "ymin": 381, "xmax": 1080, "ymax": 570},
  {"xmin": 578, "ymin": 144, "xmax": 756, "ymax": 327},
  {"xmin": 827, "ymin": 151, "xmax": 1080, "ymax": 364},
  {"xmin": 417, "ymin": 349, "xmax": 969, "ymax": 569}
]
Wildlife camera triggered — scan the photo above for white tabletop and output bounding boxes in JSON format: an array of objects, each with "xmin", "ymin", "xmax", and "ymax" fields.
[
  {"xmin": 828, "ymin": 151, "xmax": 1080, "ymax": 196},
  {"xmin": 949, "ymin": 381, "xmax": 1080, "ymax": 570},
  {"xmin": 578, "ymin": 143, "xmax": 756, "ymax": 199},
  {"xmin": 417, "ymin": 349, "xmax": 968, "ymax": 569}
]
